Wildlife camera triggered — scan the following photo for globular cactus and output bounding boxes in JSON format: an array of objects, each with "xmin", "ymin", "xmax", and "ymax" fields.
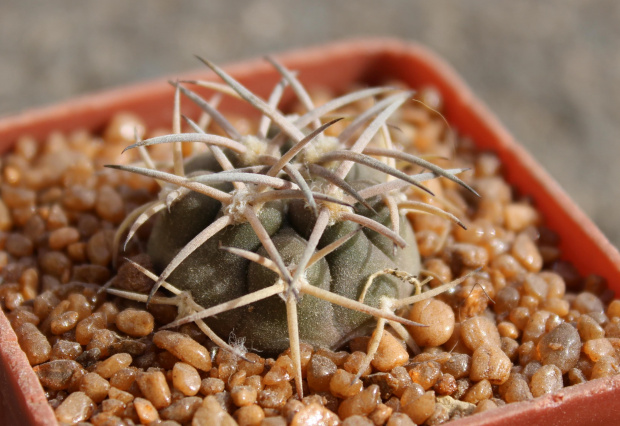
[{"xmin": 107, "ymin": 56, "xmax": 476, "ymax": 397}]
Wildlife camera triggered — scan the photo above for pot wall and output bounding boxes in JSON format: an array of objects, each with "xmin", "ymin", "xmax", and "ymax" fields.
[{"xmin": 0, "ymin": 38, "xmax": 618, "ymax": 425}]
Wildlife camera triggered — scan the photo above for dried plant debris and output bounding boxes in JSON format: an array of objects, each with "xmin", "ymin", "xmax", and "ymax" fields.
[{"xmin": 1, "ymin": 57, "xmax": 619, "ymax": 425}]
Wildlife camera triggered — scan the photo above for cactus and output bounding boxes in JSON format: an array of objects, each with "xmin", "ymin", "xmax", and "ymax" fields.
[{"xmin": 106, "ymin": 56, "xmax": 476, "ymax": 397}]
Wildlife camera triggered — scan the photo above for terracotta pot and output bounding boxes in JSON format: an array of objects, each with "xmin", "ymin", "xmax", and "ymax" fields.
[{"xmin": 1, "ymin": 38, "xmax": 618, "ymax": 426}]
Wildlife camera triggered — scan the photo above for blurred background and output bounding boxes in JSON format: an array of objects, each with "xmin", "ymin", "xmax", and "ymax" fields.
[{"xmin": 2, "ymin": 0, "xmax": 619, "ymax": 247}]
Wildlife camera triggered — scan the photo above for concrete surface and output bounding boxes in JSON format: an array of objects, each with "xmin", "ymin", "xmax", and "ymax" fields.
[{"xmin": 1, "ymin": 0, "xmax": 620, "ymax": 248}]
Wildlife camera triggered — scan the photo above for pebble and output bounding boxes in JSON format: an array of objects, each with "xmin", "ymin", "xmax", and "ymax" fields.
[
  {"xmin": 51, "ymin": 339, "xmax": 83, "ymax": 361},
  {"xmin": 370, "ymin": 403, "xmax": 393, "ymax": 425},
  {"xmin": 434, "ymin": 373, "xmax": 457, "ymax": 396},
  {"xmin": 408, "ymin": 361, "xmax": 442, "ymax": 390},
  {"xmin": 371, "ymin": 331, "xmax": 409, "ymax": 371},
  {"xmin": 137, "ymin": 370, "xmax": 172, "ymax": 409},
  {"xmin": 590, "ymin": 357, "xmax": 620, "ymax": 379},
  {"xmin": 386, "ymin": 412, "xmax": 416, "ymax": 426},
  {"xmin": 257, "ymin": 382, "xmax": 292, "ymax": 409},
  {"xmin": 523, "ymin": 273, "xmax": 549, "ymax": 301},
  {"xmin": 474, "ymin": 399, "xmax": 498, "ymax": 414},
  {"xmin": 342, "ymin": 415, "xmax": 374, "ymax": 425},
  {"xmin": 573, "ymin": 292, "xmax": 605, "ymax": 314},
  {"xmin": 607, "ymin": 300, "xmax": 620, "ymax": 318},
  {"xmin": 498, "ymin": 373, "xmax": 533, "ymax": 403},
  {"xmin": 460, "ymin": 316, "xmax": 501, "ymax": 351},
  {"xmin": 449, "ymin": 243, "xmax": 489, "ymax": 270},
  {"xmin": 116, "ymin": 308, "xmax": 155, "ymax": 337},
  {"xmin": 55, "ymin": 391, "xmax": 95, "ymax": 424},
  {"xmin": 109, "ymin": 386, "xmax": 135, "ymax": 404},
  {"xmin": 400, "ymin": 390, "xmax": 436, "ymax": 425},
  {"xmin": 344, "ymin": 351, "xmax": 373, "ymax": 378},
  {"xmin": 522, "ymin": 310, "xmax": 552, "ymax": 344},
  {"xmin": 530, "ymin": 365, "xmax": 563, "ymax": 397},
  {"xmin": 79, "ymin": 372, "xmax": 110, "ymax": 403},
  {"xmin": 504, "ymin": 203, "xmax": 539, "ymax": 232},
  {"xmin": 101, "ymin": 398, "xmax": 126, "ymax": 416},
  {"xmin": 50, "ymin": 310, "xmax": 79, "ymax": 335},
  {"xmin": 63, "ymin": 185, "xmax": 96, "ymax": 211},
  {"xmin": 86, "ymin": 229, "xmax": 114, "ymax": 266},
  {"xmin": 511, "ymin": 233, "xmax": 542, "ymax": 272},
  {"xmin": 263, "ymin": 355, "xmax": 294, "ymax": 385},
  {"xmin": 442, "ymin": 353, "xmax": 471, "ymax": 379},
  {"xmin": 0, "ymin": 199, "xmax": 13, "ymax": 230},
  {"xmin": 34, "ymin": 359, "xmax": 83, "ymax": 391},
  {"xmin": 408, "ymin": 299, "xmax": 455, "ymax": 347},
  {"xmin": 329, "ymin": 369, "xmax": 364, "ymax": 399},
  {"xmin": 153, "ymin": 331, "xmax": 212, "ymax": 371},
  {"xmin": 201, "ymin": 377, "xmax": 226, "ymax": 396},
  {"xmin": 339, "ymin": 384, "xmax": 381, "ymax": 419},
  {"xmin": 169, "ymin": 362, "xmax": 201, "ymax": 396},
  {"xmin": 16, "ymin": 322, "xmax": 51, "ymax": 365},
  {"xmin": 470, "ymin": 345, "xmax": 511, "ymax": 384},
  {"xmin": 291, "ymin": 403, "xmax": 339, "ymax": 426},
  {"xmin": 95, "ymin": 353, "xmax": 133, "ymax": 378},
  {"xmin": 5, "ymin": 233, "xmax": 34, "ymax": 257},
  {"xmin": 134, "ymin": 397, "xmax": 160, "ymax": 424},
  {"xmin": 95, "ymin": 185, "xmax": 125, "ymax": 224},
  {"xmin": 231, "ymin": 386, "xmax": 258, "ymax": 407},
  {"xmin": 48, "ymin": 226, "xmax": 80, "ymax": 250},
  {"xmin": 39, "ymin": 251, "xmax": 71, "ymax": 280},
  {"xmin": 193, "ymin": 396, "xmax": 237, "ymax": 426},
  {"xmin": 87, "ymin": 328, "xmax": 119, "ymax": 357},
  {"xmin": 160, "ymin": 396, "xmax": 203, "ymax": 424},
  {"xmin": 307, "ymin": 354, "xmax": 338, "ymax": 392},
  {"xmin": 537, "ymin": 323, "xmax": 581, "ymax": 373},
  {"xmin": 463, "ymin": 379, "xmax": 492, "ymax": 404}
]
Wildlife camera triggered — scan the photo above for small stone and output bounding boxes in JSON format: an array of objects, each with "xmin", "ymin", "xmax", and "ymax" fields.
[
  {"xmin": 34, "ymin": 360, "xmax": 83, "ymax": 391},
  {"xmin": 16, "ymin": 322, "xmax": 51, "ymax": 365},
  {"xmin": 137, "ymin": 370, "xmax": 172, "ymax": 409},
  {"xmin": 193, "ymin": 396, "xmax": 236, "ymax": 426},
  {"xmin": 95, "ymin": 185, "xmax": 125, "ymax": 224},
  {"xmin": 460, "ymin": 316, "xmax": 501, "ymax": 351},
  {"xmin": 55, "ymin": 391, "xmax": 95, "ymax": 424},
  {"xmin": 530, "ymin": 365, "xmax": 563, "ymax": 397},
  {"xmin": 160, "ymin": 396, "xmax": 202, "ymax": 424},
  {"xmin": 400, "ymin": 390, "xmax": 436, "ymax": 425},
  {"xmin": 307, "ymin": 354, "xmax": 338, "ymax": 392},
  {"xmin": 537, "ymin": 323, "xmax": 581, "ymax": 373},
  {"xmin": 407, "ymin": 299, "xmax": 455, "ymax": 347},
  {"xmin": 330, "ymin": 369, "xmax": 364, "ymax": 399},
  {"xmin": 116, "ymin": 308, "xmax": 155, "ymax": 337},
  {"xmin": 371, "ymin": 330, "xmax": 409, "ymax": 371},
  {"xmin": 153, "ymin": 330, "xmax": 212, "ymax": 371},
  {"xmin": 79, "ymin": 372, "xmax": 110, "ymax": 403},
  {"xmin": 48, "ymin": 226, "xmax": 80, "ymax": 250},
  {"xmin": 134, "ymin": 397, "xmax": 160, "ymax": 424},
  {"xmin": 231, "ymin": 385, "xmax": 258, "ymax": 407},
  {"xmin": 470, "ymin": 345, "xmax": 511, "ymax": 384},
  {"xmin": 339, "ymin": 384, "xmax": 381, "ymax": 419},
  {"xmin": 511, "ymin": 233, "xmax": 542, "ymax": 272},
  {"xmin": 172, "ymin": 362, "xmax": 202, "ymax": 396},
  {"xmin": 95, "ymin": 352, "xmax": 133, "ymax": 379},
  {"xmin": 498, "ymin": 373, "xmax": 532, "ymax": 403}
]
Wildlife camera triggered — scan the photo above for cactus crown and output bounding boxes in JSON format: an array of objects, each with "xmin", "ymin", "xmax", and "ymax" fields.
[{"xmin": 105, "ymin": 56, "xmax": 477, "ymax": 397}]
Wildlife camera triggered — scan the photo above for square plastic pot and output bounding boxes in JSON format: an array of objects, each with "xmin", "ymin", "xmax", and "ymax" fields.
[{"xmin": 1, "ymin": 38, "xmax": 619, "ymax": 426}]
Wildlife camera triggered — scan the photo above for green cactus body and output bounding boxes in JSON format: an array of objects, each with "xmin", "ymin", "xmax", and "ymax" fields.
[{"xmin": 147, "ymin": 161, "xmax": 420, "ymax": 354}]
